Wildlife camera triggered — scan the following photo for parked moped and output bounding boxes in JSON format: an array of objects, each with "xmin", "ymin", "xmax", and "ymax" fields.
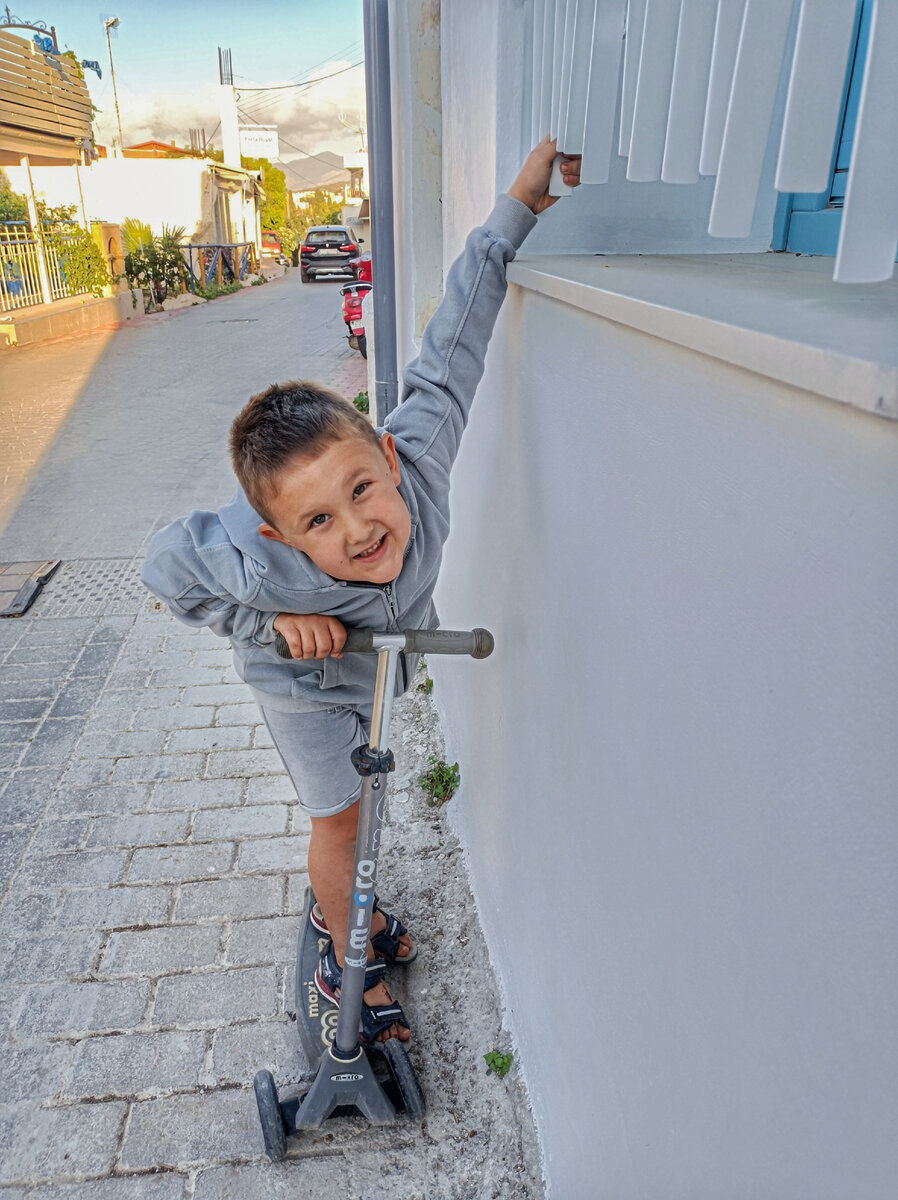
[{"xmin": 340, "ymin": 252, "xmax": 372, "ymax": 359}]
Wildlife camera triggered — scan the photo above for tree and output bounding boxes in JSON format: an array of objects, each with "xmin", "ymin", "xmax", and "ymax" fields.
[
  {"xmin": 236, "ymin": 156, "xmax": 287, "ymax": 230},
  {"xmin": 0, "ymin": 172, "xmax": 28, "ymax": 222}
]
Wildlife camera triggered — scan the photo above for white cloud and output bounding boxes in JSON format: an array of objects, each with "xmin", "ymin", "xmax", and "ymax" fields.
[{"xmin": 92, "ymin": 62, "xmax": 367, "ymax": 167}]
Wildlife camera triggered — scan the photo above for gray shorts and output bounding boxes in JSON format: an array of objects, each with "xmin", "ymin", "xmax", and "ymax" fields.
[{"xmin": 259, "ymin": 703, "xmax": 372, "ymax": 818}]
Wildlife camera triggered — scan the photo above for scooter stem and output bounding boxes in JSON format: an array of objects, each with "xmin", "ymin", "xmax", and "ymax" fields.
[{"xmin": 333, "ymin": 639, "xmax": 403, "ymax": 1056}]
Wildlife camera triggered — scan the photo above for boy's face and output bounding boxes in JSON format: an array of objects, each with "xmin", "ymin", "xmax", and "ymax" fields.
[{"xmin": 257, "ymin": 431, "xmax": 411, "ymax": 584}]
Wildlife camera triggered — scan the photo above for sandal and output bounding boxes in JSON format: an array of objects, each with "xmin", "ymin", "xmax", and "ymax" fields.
[
  {"xmin": 314, "ymin": 943, "xmax": 411, "ymax": 1045},
  {"xmin": 311, "ymin": 898, "xmax": 418, "ymax": 966}
]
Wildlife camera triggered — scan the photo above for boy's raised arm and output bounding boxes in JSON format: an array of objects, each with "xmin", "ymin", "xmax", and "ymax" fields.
[{"xmin": 386, "ymin": 139, "xmax": 580, "ymax": 496}]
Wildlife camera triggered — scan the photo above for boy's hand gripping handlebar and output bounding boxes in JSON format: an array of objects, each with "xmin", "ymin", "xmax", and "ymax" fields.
[{"xmin": 273, "ymin": 627, "xmax": 494, "ymax": 660}]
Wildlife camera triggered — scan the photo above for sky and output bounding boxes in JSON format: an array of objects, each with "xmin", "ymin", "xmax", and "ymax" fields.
[{"xmin": 42, "ymin": 0, "xmax": 367, "ymax": 188}]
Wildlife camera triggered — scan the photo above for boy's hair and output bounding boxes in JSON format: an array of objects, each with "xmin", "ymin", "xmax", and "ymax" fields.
[{"xmin": 229, "ymin": 380, "xmax": 380, "ymax": 527}]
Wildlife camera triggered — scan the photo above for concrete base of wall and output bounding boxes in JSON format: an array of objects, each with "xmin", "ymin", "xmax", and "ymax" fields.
[{"xmin": 0, "ymin": 289, "xmax": 143, "ymax": 348}]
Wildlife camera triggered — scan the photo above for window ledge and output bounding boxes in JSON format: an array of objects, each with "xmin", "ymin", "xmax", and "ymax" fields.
[{"xmin": 507, "ymin": 252, "xmax": 898, "ymax": 421}]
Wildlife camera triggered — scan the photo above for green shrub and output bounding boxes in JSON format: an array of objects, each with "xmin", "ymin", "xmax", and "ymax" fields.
[
  {"xmin": 194, "ymin": 278, "xmax": 242, "ymax": 300},
  {"xmin": 122, "ymin": 218, "xmax": 186, "ymax": 305},
  {"xmin": 45, "ymin": 225, "xmax": 109, "ymax": 297}
]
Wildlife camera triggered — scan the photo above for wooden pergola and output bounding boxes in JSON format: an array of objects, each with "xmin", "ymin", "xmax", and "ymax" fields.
[{"xmin": 0, "ymin": 27, "xmax": 94, "ymax": 168}]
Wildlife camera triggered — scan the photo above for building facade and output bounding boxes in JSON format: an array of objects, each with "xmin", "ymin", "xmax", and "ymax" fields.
[{"xmin": 386, "ymin": 3, "xmax": 897, "ymax": 1197}]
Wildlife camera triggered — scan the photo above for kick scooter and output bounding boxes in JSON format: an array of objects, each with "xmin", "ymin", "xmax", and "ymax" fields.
[{"xmin": 253, "ymin": 625, "xmax": 494, "ymax": 1159}]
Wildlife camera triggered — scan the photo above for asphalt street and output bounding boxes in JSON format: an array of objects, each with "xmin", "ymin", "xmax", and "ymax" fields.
[{"xmin": 0, "ymin": 272, "xmax": 543, "ymax": 1198}]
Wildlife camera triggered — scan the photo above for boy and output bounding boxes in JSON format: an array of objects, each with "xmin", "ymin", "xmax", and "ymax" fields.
[{"xmin": 142, "ymin": 139, "xmax": 580, "ymax": 1045}]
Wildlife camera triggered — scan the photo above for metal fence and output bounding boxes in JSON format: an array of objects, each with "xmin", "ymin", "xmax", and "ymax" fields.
[
  {"xmin": 0, "ymin": 221, "xmax": 94, "ymax": 313},
  {"xmin": 182, "ymin": 242, "xmax": 257, "ymax": 292}
]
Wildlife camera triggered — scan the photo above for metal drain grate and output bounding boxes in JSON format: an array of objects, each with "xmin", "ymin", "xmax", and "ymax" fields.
[{"xmin": 28, "ymin": 558, "xmax": 152, "ymax": 617}]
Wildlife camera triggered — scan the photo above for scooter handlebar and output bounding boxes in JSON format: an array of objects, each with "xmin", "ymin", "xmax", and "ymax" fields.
[{"xmin": 273, "ymin": 627, "xmax": 494, "ymax": 660}]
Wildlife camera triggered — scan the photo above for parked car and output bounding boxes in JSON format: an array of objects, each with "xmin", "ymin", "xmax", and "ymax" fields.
[
  {"xmin": 261, "ymin": 230, "xmax": 282, "ymax": 257},
  {"xmin": 300, "ymin": 226, "xmax": 361, "ymax": 282}
]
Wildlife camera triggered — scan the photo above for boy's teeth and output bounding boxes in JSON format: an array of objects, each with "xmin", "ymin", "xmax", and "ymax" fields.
[{"xmin": 358, "ymin": 536, "xmax": 383, "ymax": 558}]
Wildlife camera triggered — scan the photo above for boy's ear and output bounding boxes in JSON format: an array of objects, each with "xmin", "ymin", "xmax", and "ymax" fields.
[
  {"xmin": 380, "ymin": 431, "xmax": 401, "ymax": 485},
  {"xmin": 258, "ymin": 523, "xmax": 288, "ymax": 543}
]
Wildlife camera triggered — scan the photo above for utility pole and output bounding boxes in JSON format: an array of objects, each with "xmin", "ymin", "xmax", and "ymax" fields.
[
  {"xmin": 218, "ymin": 47, "xmax": 241, "ymax": 168},
  {"xmin": 104, "ymin": 17, "xmax": 124, "ymax": 153}
]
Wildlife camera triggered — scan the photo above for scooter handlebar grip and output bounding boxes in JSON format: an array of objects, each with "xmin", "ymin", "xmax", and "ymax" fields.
[
  {"xmin": 273, "ymin": 628, "xmax": 375, "ymax": 657},
  {"xmin": 401, "ymin": 628, "xmax": 495, "ymax": 658},
  {"xmin": 342, "ymin": 628, "xmax": 375, "ymax": 654},
  {"xmin": 273, "ymin": 627, "xmax": 494, "ymax": 659}
]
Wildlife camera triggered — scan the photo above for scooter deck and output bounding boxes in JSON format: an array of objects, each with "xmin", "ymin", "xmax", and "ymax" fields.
[
  {"xmin": 292, "ymin": 887, "xmax": 410, "ymax": 1121},
  {"xmin": 295, "ymin": 885, "xmax": 339, "ymax": 1069}
]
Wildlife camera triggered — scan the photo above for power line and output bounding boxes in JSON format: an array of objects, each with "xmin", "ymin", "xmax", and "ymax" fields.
[
  {"xmin": 236, "ymin": 60, "xmax": 367, "ymax": 120},
  {"xmin": 236, "ymin": 60, "xmax": 364, "ymax": 122},
  {"xmin": 236, "ymin": 60, "xmax": 363, "ymax": 95},
  {"xmin": 234, "ymin": 37, "xmax": 362, "ymax": 92},
  {"xmin": 237, "ymin": 108, "xmax": 348, "ymax": 179}
]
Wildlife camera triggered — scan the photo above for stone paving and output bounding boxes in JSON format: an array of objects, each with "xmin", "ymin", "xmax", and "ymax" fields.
[
  {"xmin": 0, "ymin": 593, "xmax": 544, "ymax": 1198},
  {"xmin": 0, "ymin": 278, "xmax": 543, "ymax": 1198}
]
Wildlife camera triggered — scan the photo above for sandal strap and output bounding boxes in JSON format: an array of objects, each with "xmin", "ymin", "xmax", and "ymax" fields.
[
  {"xmin": 369, "ymin": 912, "xmax": 409, "ymax": 962},
  {"xmin": 360, "ymin": 998, "xmax": 411, "ymax": 1044},
  {"xmin": 310, "ymin": 894, "xmax": 381, "ymax": 936},
  {"xmin": 313, "ymin": 898, "xmax": 416, "ymax": 966},
  {"xmin": 319, "ymin": 943, "xmax": 386, "ymax": 994}
]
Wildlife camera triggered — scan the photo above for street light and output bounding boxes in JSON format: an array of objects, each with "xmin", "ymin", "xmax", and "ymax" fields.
[{"xmin": 104, "ymin": 16, "xmax": 124, "ymax": 153}]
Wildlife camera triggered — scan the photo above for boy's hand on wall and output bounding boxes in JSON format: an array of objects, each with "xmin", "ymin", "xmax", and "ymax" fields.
[
  {"xmin": 273, "ymin": 613, "xmax": 347, "ymax": 659},
  {"xmin": 508, "ymin": 136, "xmax": 581, "ymax": 214}
]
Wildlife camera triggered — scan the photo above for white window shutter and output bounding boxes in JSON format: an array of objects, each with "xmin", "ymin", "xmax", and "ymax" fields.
[
  {"xmin": 662, "ymin": 0, "xmax": 720, "ymax": 185},
  {"xmin": 708, "ymin": 0, "xmax": 795, "ymax": 238},
  {"xmin": 775, "ymin": 0, "xmax": 858, "ymax": 193},
  {"xmin": 699, "ymin": 0, "xmax": 746, "ymax": 178},
  {"xmin": 834, "ymin": 0, "xmax": 898, "ymax": 282},
  {"xmin": 529, "ymin": 0, "xmax": 893, "ymax": 282}
]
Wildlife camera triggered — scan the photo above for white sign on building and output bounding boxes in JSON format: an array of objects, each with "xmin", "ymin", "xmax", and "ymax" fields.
[{"xmin": 238, "ymin": 125, "xmax": 279, "ymax": 160}]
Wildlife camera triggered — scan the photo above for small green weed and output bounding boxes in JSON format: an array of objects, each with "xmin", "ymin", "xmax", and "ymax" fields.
[
  {"xmin": 250, "ymin": 273, "xmax": 267, "ymax": 286},
  {"xmin": 484, "ymin": 1048, "xmax": 514, "ymax": 1078},
  {"xmin": 353, "ymin": 390, "xmax": 369, "ymax": 414},
  {"xmin": 418, "ymin": 674, "xmax": 433, "ymax": 695},
  {"xmin": 194, "ymin": 279, "xmax": 241, "ymax": 300},
  {"xmin": 418, "ymin": 756, "xmax": 459, "ymax": 806}
]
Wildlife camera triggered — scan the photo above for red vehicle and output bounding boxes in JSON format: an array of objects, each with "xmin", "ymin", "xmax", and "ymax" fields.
[
  {"xmin": 353, "ymin": 250, "xmax": 372, "ymax": 284},
  {"xmin": 260, "ymin": 230, "xmax": 282, "ymax": 258},
  {"xmin": 340, "ymin": 255, "xmax": 372, "ymax": 358}
]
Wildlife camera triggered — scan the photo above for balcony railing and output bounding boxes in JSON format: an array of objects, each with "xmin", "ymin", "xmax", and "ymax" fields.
[{"xmin": 0, "ymin": 221, "xmax": 95, "ymax": 313}]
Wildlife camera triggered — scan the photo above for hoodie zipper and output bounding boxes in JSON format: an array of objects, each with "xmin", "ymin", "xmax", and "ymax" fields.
[
  {"xmin": 351, "ymin": 579, "xmax": 408, "ymax": 690},
  {"xmin": 383, "ymin": 582, "xmax": 398, "ymax": 623}
]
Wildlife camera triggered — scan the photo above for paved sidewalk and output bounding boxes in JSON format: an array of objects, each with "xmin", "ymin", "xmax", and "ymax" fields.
[{"xmin": 0, "ymin": 579, "xmax": 543, "ymax": 1197}]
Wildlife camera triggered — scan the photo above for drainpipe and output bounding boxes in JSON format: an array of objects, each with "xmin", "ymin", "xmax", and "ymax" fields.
[{"xmin": 363, "ymin": 0, "xmax": 399, "ymax": 424}]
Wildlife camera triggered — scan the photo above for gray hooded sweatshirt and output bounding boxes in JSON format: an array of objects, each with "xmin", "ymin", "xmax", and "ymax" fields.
[{"xmin": 141, "ymin": 193, "xmax": 537, "ymax": 713}]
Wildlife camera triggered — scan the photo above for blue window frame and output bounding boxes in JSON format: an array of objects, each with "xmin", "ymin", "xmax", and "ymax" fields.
[{"xmin": 772, "ymin": 1, "xmax": 889, "ymax": 258}]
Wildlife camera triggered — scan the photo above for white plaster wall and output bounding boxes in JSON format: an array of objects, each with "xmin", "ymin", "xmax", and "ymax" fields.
[
  {"xmin": 433, "ymin": 290, "xmax": 898, "ymax": 1199},
  {"xmin": 387, "ymin": 3, "xmax": 898, "ymax": 1194}
]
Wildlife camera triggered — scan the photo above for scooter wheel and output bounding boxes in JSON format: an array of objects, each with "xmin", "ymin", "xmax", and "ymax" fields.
[
  {"xmin": 253, "ymin": 1069, "xmax": 288, "ymax": 1160},
  {"xmin": 358, "ymin": 333, "xmax": 367, "ymax": 359},
  {"xmin": 382, "ymin": 1038, "xmax": 425, "ymax": 1119}
]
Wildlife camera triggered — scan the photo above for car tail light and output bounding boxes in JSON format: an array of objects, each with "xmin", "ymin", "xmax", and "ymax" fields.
[
  {"xmin": 346, "ymin": 243, "xmax": 358, "ymax": 254},
  {"xmin": 301, "ymin": 244, "xmax": 314, "ymax": 253}
]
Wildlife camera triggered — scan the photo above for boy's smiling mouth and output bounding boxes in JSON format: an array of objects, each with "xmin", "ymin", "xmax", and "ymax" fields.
[{"xmin": 354, "ymin": 533, "xmax": 387, "ymax": 561}]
